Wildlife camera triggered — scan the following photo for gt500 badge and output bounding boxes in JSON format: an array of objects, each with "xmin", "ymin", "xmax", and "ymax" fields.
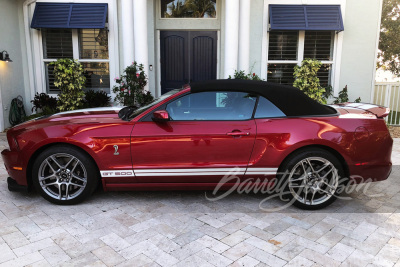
[{"xmin": 100, "ymin": 170, "xmax": 134, "ymax": 177}]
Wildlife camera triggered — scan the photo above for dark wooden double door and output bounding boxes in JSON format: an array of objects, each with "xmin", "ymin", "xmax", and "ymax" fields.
[{"xmin": 160, "ymin": 31, "xmax": 217, "ymax": 94}]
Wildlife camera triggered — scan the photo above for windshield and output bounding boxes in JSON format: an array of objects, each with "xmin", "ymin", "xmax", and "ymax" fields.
[{"xmin": 125, "ymin": 89, "xmax": 183, "ymax": 120}]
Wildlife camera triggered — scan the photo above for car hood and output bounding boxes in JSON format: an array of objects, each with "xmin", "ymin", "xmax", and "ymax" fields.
[
  {"xmin": 12, "ymin": 107, "xmax": 124, "ymax": 131},
  {"xmin": 51, "ymin": 107, "xmax": 122, "ymax": 118}
]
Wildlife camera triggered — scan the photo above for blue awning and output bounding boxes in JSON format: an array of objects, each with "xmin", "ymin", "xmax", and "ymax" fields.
[
  {"xmin": 269, "ymin": 5, "xmax": 344, "ymax": 31},
  {"xmin": 31, "ymin": 3, "xmax": 108, "ymax": 29}
]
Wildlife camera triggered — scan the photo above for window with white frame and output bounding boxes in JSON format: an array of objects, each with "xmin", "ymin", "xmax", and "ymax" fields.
[
  {"xmin": 267, "ymin": 30, "xmax": 335, "ymax": 87},
  {"xmin": 41, "ymin": 28, "xmax": 110, "ymax": 94},
  {"xmin": 161, "ymin": 0, "xmax": 217, "ymax": 18}
]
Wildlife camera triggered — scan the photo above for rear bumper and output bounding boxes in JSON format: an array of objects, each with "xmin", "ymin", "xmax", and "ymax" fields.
[
  {"xmin": 1, "ymin": 149, "xmax": 28, "ymax": 186},
  {"xmin": 348, "ymin": 127, "xmax": 393, "ymax": 184},
  {"xmin": 350, "ymin": 164, "xmax": 392, "ymax": 183}
]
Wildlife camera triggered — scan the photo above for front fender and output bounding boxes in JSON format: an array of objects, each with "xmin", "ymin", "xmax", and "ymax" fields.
[{"xmin": 7, "ymin": 122, "xmax": 134, "ymax": 186}]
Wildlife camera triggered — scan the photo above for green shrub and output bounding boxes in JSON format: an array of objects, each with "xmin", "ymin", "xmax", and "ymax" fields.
[
  {"xmin": 229, "ymin": 70, "xmax": 263, "ymax": 81},
  {"xmin": 31, "ymin": 93, "xmax": 58, "ymax": 115},
  {"xmin": 333, "ymin": 85, "xmax": 362, "ymax": 104},
  {"xmin": 50, "ymin": 58, "xmax": 86, "ymax": 111},
  {"xmin": 323, "ymin": 85, "xmax": 334, "ymax": 100},
  {"xmin": 83, "ymin": 90, "xmax": 111, "ymax": 108},
  {"xmin": 113, "ymin": 62, "xmax": 154, "ymax": 107},
  {"xmin": 24, "ymin": 113, "xmax": 45, "ymax": 121},
  {"xmin": 333, "ymin": 85, "xmax": 349, "ymax": 104},
  {"xmin": 293, "ymin": 59, "xmax": 326, "ymax": 104}
]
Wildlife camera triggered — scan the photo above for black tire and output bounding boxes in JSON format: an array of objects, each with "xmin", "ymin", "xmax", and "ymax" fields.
[
  {"xmin": 32, "ymin": 145, "xmax": 98, "ymax": 205},
  {"xmin": 278, "ymin": 148, "xmax": 346, "ymax": 210}
]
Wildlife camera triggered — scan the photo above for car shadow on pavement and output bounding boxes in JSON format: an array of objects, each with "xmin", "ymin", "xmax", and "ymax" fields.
[{"xmin": 1, "ymin": 167, "xmax": 399, "ymax": 215}]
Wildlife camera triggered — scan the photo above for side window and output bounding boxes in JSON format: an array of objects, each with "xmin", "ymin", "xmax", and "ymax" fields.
[
  {"xmin": 255, "ymin": 96, "xmax": 286, "ymax": 118},
  {"xmin": 166, "ymin": 91, "xmax": 256, "ymax": 121}
]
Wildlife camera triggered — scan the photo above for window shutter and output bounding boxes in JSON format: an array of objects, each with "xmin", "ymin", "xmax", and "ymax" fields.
[
  {"xmin": 31, "ymin": 3, "xmax": 108, "ymax": 29},
  {"xmin": 269, "ymin": 5, "xmax": 344, "ymax": 31}
]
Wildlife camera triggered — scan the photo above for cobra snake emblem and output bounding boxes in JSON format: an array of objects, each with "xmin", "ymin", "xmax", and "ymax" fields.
[{"xmin": 113, "ymin": 145, "xmax": 119, "ymax": 155}]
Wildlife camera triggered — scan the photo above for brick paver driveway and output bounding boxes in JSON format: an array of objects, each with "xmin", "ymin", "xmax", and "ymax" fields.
[{"xmin": 0, "ymin": 136, "xmax": 399, "ymax": 267}]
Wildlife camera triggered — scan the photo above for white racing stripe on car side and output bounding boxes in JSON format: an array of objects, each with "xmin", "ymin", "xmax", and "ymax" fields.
[
  {"xmin": 100, "ymin": 167, "xmax": 278, "ymax": 177},
  {"xmin": 135, "ymin": 168, "xmax": 246, "ymax": 173},
  {"xmin": 135, "ymin": 172, "xmax": 244, "ymax": 176},
  {"xmin": 134, "ymin": 168, "xmax": 246, "ymax": 177},
  {"xmin": 245, "ymin": 168, "xmax": 278, "ymax": 175}
]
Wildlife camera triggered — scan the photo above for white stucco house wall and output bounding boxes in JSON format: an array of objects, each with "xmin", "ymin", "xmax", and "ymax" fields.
[{"xmin": 0, "ymin": 0, "xmax": 383, "ymax": 131}]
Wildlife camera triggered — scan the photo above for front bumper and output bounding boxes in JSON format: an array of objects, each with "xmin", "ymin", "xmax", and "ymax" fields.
[
  {"xmin": 1, "ymin": 149, "xmax": 28, "ymax": 187},
  {"xmin": 7, "ymin": 177, "xmax": 28, "ymax": 192}
]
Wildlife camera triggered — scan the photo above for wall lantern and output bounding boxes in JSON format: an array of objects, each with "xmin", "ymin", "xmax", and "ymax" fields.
[{"xmin": 0, "ymin": 51, "xmax": 13, "ymax": 62}]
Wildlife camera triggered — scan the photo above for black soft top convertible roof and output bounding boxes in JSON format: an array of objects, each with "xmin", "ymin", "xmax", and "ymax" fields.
[{"xmin": 189, "ymin": 79, "xmax": 336, "ymax": 116}]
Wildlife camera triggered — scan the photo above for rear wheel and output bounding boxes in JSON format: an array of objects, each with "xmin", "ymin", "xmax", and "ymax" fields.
[
  {"xmin": 32, "ymin": 145, "xmax": 98, "ymax": 205},
  {"xmin": 280, "ymin": 148, "xmax": 346, "ymax": 210}
]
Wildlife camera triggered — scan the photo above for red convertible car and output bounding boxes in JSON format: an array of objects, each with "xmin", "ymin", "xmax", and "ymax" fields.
[{"xmin": 1, "ymin": 80, "xmax": 392, "ymax": 209}]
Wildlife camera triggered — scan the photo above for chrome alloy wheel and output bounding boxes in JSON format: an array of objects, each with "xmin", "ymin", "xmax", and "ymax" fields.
[
  {"xmin": 38, "ymin": 153, "xmax": 87, "ymax": 201},
  {"xmin": 288, "ymin": 157, "xmax": 339, "ymax": 206}
]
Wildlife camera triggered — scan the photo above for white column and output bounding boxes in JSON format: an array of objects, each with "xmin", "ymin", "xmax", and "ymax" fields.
[
  {"xmin": 238, "ymin": 0, "xmax": 250, "ymax": 73},
  {"xmin": 224, "ymin": 0, "xmax": 240, "ymax": 78},
  {"xmin": 133, "ymin": 0, "xmax": 149, "ymax": 91},
  {"xmin": 121, "ymin": 0, "xmax": 134, "ymax": 68}
]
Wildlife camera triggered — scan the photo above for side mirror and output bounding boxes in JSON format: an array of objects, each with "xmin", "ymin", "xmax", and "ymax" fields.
[
  {"xmin": 118, "ymin": 106, "xmax": 135, "ymax": 121},
  {"xmin": 152, "ymin": 110, "xmax": 170, "ymax": 122}
]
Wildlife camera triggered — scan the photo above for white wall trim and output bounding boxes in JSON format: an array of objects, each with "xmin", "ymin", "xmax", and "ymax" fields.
[
  {"xmin": 260, "ymin": 0, "xmax": 269, "ymax": 80},
  {"xmin": 156, "ymin": 30, "xmax": 161, "ymax": 98},
  {"xmin": 238, "ymin": 0, "xmax": 250, "ymax": 73},
  {"xmin": 133, "ymin": 0, "xmax": 149, "ymax": 92},
  {"xmin": 223, "ymin": 0, "xmax": 240, "ymax": 78},
  {"xmin": 216, "ymin": 30, "xmax": 221, "ymax": 80},
  {"xmin": 298, "ymin": 31, "xmax": 305, "ymax": 65},
  {"xmin": 371, "ymin": 0, "xmax": 383, "ymax": 103},
  {"xmin": 31, "ymin": 4, "xmax": 44, "ymax": 95},
  {"xmin": 23, "ymin": 0, "xmax": 37, "ymax": 104},
  {"xmin": 332, "ymin": 2, "xmax": 346, "ymax": 95},
  {"xmin": 0, "ymin": 79, "xmax": 3, "ymax": 132},
  {"xmin": 121, "ymin": 0, "xmax": 134, "ymax": 69},
  {"xmin": 261, "ymin": 0, "xmax": 346, "ymax": 93}
]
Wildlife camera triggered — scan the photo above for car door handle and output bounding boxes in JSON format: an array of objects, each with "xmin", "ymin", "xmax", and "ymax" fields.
[{"xmin": 227, "ymin": 131, "xmax": 250, "ymax": 137}]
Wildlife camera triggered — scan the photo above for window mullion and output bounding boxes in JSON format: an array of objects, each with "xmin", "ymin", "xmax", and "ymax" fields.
[
  {"xmin": 72, "ymin": 29, "xmax": 79, "ymax": 60},
  {"xmin": 267, "ymin": 60, "xmax": 298, "ymax": 64},
  {"xmin": 298, "ymin": 31, "xmax": 305, "ymax": 65}
]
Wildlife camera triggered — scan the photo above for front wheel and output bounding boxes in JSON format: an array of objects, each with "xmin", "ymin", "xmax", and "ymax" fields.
[
  {"xmin": 279, "ymin": 148, "xmax": 346, "ymax": 210},
  {"xmin": 32, "ymin": 145, "xmax": 98, "ymax": 205}
]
